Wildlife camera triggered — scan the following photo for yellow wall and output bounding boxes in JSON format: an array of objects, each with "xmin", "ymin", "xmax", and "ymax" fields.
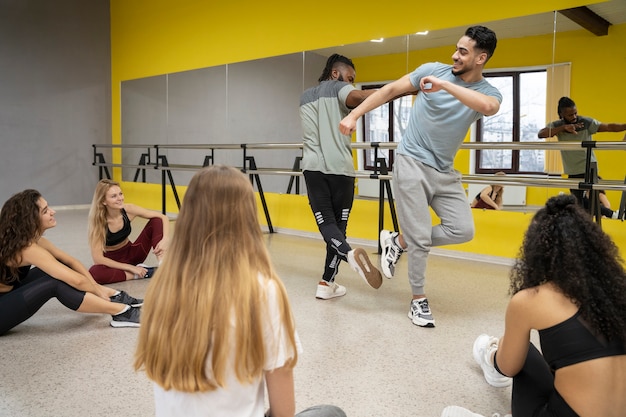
[
  {"xmin": 111, "ymin": 0, "xmax": 625, "ymax": 261},
  {"xmin": 110, "ymin": 0, "xmax": 595, "ymax": 80},
  {"xmin": 122, "ymin": 178, "xmax": 626, "ymax": 261}
]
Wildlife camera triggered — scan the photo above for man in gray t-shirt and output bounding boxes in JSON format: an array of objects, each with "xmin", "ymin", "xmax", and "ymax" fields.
[
  {"xmin": 340, "ymin": 26, "xmax": 502, "ymax": 328},
  {"xmin": 538, "ymin": 96, "xmax": 626, "ymax": 212},
  {"xmin": 300, "ymin": 54, "xmax": 383, "ymax": 300}
]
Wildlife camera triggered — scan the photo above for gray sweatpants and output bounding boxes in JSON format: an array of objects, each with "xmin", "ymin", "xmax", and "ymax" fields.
[
  {"xmin": 295, "ymin": 405, "xmax": 347, "ymax": 417},
  {"xmin": 393, "ymin": 154, "xmax": 474, "ymax": 295}
]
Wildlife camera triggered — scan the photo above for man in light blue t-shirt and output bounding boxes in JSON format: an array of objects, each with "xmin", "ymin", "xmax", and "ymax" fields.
[{"xmin": 340, "ymin": 26, "xmax": 502, "ymax": 328}]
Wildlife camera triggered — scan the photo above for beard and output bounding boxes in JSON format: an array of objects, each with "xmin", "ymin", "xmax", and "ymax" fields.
[{"xmin": 451, "ymin": 66, "xmax": 467, "ymax": 76}]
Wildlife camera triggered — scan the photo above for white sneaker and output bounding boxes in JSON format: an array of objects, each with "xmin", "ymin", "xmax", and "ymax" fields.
[
  {"xmin": 441, "ymin": 406, "xmax": 510, "ymax": 417},
  {"xmin": 315, "ymin": 281, "xmax": 346, "ymax": 300},
  {"xmin": 441, "ymin": 406, "xmax": 485, "ymax": 417},
  {"xmin": 472, "ymin": 334, "xmax": 512, "ymax": 387},
  {"xmin": 379, "ymin": 230, "xmax": 403, "ymax": 278},
  {"xmin": 347, "ymin": 248, "xmax": 382, "ymax": 289},
  {"xmin": 408, "ymin": 298, "xmax": 435, "ymax": 327}
]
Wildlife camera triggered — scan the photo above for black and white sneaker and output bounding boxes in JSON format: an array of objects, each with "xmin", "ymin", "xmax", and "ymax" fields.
[
  {"xmin": 408, "ymin": 298, "xmax": 435, "ymax": 327},
  {"xmin": 136, "ymin": 263, "xmax": 158, "ymax": 279},
  {"xmin": 380, "ymin": 230, "xmax": 403, "ymax": 278},
  {"xmin": 110, "ymin": 291, "xmax": 143, "ymax": 307},
  {"xmin": 110, "ymin": 306, "xmax": 141, "ymax": 328}
]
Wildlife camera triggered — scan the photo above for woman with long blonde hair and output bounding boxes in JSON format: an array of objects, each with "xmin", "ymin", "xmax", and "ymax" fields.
[
  {"xmin": 88, "ymin": 179, "xmax": 170, "ymax": 284},
  {"xmin": 134, "ymin": 166, "xmax": 344, "ymax": 417}
]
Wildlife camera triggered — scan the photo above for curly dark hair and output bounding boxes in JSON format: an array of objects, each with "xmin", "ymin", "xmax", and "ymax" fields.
[
  {"xmin": 510, "ymin": 194, "xmax": 626, "ymax": 345},
  {"xmin": 0, "ymin": 189, "xmax": 43, "ymax": 284}
]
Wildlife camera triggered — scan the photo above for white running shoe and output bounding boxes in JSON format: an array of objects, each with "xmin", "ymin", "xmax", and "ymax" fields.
[
  {"xmin": 408, "ymin": 298, "xmax": 435, "ymax": 327},
  {"xmin": 379, "ymin": 230, "xmax": 403, "ymax": 278},
  {"xmin": 347, "ymin": 248, "xmax": 382, "ymax": 289},
  {"xmin": 441, "ymin": 406, "xmax": 511, "ymax": 417},
  {"xmin": 315, "ymin": 281, "xmax": 347, "ymax": 300},
  {"xmin": 472, "ymin": 334, "xmax": 512, "ymax": 387},
  {"xmin": 441, "ymin": 406, "xmax": 485, "ymax": 417}
]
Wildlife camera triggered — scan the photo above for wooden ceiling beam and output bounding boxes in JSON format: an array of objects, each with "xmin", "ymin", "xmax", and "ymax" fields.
[{"xmin": 558, "ymin": 6, "xmax": 611, "ymax": 36}]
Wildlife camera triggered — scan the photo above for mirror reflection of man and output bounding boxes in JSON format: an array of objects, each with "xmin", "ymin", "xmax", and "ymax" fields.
[{"xmin": 538, "ymin": 96, "xmax": 626, "ymax": 219}]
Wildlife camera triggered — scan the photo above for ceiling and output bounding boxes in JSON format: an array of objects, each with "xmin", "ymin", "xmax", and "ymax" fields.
[{"xmin": 312, "ymin": 1, "xmax": 626, "ymax": 58}]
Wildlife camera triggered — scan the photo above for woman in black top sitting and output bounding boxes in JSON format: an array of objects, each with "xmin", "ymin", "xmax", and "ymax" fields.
[
  {"xmin": 470, "ymin": 172, "xmax": 505, "ymax": 210},
  {"xmin": 0, "ymin": 189, "xmax": 142, "ymax": 334},
  {"xmin": 443, "ymin": 194, "xmax": 626, "ymax": 417},
  {"xmin": 88, "ymin": 179, "xmax": 170, "ymax": 284}
]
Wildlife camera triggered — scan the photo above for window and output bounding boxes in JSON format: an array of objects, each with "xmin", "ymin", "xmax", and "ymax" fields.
[
  {"xmin": 361, "ymin": 84, "xmax": 412, "ymax": 172},
  {"xmin": 475, "ymin": 70, "xmax": 547, "ymax": 174}
]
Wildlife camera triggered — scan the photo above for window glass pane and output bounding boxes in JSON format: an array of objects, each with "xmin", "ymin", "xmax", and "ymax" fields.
[
  {"xmin": 480, "ymin": 76, "xmax": 513, "ymax": 170},
  {"xmin": 393, "ymin": 96, "xmax": 412, "ymax": 141},
  {"xmin": 363, "ymin": 103, "xmax": 389, "ymax": 168},
  {"xmin": 519, "ymin": 71, "xmax": 547, "ymax": 172}
]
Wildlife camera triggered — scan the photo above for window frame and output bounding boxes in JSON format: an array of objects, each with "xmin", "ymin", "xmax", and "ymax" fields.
[
  {"xmin": 475, "ymin": 69, "xmax": 547, "ymax": 175},
  {"xmin": 359, "ymin": 83, "xmax": 413, "ymax": 172}
]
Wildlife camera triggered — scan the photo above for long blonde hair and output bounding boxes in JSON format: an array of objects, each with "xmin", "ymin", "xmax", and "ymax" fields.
[
  {"xmin": 88, "ymin": 179, "xmax": 119, "ymax": 251},
  {"xmin": 491, "ymin": 171, "xmax": 506, "ymax": 206},
  {"xmin": 134, "ymin": 165, "xmax": 298, "ymax": 392}
]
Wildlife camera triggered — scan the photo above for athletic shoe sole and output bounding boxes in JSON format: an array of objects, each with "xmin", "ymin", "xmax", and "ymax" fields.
[
  {"xmin": 110, "ymin": 320, "xmax": 140, "ymax": 328},
  {"xmin": 348, "ymin": 248, "xmax": 383, "ymax": 289}
]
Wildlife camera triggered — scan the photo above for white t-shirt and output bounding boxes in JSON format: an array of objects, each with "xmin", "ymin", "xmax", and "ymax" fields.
[{"xmin": 153, "ymin": 276, "xmax": 301, "ymax": 417}]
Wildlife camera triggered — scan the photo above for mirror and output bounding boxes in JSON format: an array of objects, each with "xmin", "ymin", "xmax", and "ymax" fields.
[{"xmin": 119, "ymin": 4, "xmax": 622, "ymax": 211}]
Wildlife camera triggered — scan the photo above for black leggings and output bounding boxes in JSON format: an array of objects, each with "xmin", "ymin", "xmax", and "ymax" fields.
[
  {"xmin": 0, "ymin": 267, "xmax": 86, "ymax": 335},
  {"xmin": 496, "ymin": 343, "xmax": 579, "ymax": 417},
  {"xmin": 303, "ymin": 171, "xmax": 355, "ymax": 283},
  {"xmin": 567, "ymin": 174, "xmax": 613, "ymax": 218}
]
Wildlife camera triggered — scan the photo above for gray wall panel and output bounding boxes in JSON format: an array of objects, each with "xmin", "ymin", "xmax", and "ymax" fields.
[
  {"xmin": 120, "ymin": 51, "xmax": 328, "ymax": 194},
  {"xmin": 0, "ymin": 0, "xmax": 111, "ymax": 206}
]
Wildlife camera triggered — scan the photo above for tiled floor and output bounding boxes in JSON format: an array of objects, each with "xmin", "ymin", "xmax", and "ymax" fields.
[{"xmin": 0, "ymin": 208, "xmax": 519, "ymax": 417}]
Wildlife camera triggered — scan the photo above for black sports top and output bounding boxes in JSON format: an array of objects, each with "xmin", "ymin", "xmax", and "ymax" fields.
[
  {"xmin": 475, "ymin": 190, "xmax": 497, "ymax": 201},
  {"xmin": 539, "ymin": 310, "xmax": 626, "ymax": 371},
  {"xmin": 1, "ymin": 265, "xmax": 31, "ymax": 285},
  {"xmin": 105, "ymin": 209, "xmax": 132, "ymax": 247}
]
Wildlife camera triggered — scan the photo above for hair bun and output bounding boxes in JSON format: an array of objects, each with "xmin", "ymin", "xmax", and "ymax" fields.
[{"xmin": 546, "ymin": 193, "xmax": 577, "ymax": 215}]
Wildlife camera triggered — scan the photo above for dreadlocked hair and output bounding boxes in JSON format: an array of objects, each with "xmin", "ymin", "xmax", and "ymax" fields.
[
  {"xmin": 557, "ymin": 96, "xmax": 576, "ymax": 118},
  {"xmin": 510, "ymin": 193, "xmax": 626, "ymax": 347},
  {"xmin": 318, "ymin": 53, "xmax": 355, "ymax": 82}
]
